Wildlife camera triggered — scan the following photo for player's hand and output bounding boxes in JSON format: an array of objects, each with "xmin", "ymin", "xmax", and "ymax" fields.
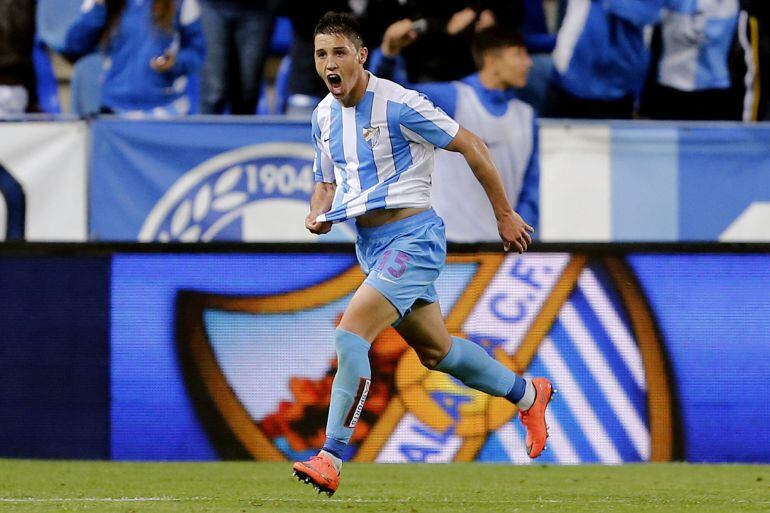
[
  {"xmin": 305, "ymin": 213, "xmax": 332, "ymax": 235},
  {"xmin": 381, "ymin": 18, "xmax": 419, "ymax": 57},
  {"xmin": 150, "ymin": 50, "xmax": 176, "ymax": 73},
  {"xmin": 497, "ymin": 211, "xmax": 534, "ymax": 253}
]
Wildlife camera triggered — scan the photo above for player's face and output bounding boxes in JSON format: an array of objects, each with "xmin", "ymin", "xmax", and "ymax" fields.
[
  {"xmin": 492, "ymin": 46, "xmax": 532, "ymax": 89},
  {"xmin": 314, "ymin": 32, "xmax": 368, "ymax": 105}
]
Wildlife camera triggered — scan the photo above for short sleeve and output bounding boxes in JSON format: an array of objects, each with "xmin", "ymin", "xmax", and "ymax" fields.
[
  {"xmin": 399, "ymin": 90, "xmax": 460, "ymax": 149},
  {"xmin": 311, "ymin": 108, "xmax": 335, "ymax": 183}
]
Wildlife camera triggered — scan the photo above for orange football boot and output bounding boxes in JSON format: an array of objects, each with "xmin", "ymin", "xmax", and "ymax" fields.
[
  {"xmin": 518, "ymin": 377, "xmax": 555, "ymax": 458},
  {"xmin": 292, "ymin": 453, "xmax": 340, "ymax": 496}
]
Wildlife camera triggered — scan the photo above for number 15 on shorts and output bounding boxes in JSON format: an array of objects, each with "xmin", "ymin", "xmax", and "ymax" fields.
[{"xmin": 376, "ymin": 249, "xmax": 411, "ymax": 281}]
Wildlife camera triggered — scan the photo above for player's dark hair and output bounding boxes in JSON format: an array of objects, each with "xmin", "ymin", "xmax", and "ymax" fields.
[
  {"xmin": 313, "ymin": 11, "xmax": 365, "ymax": 49},
  {"xmin": 471, "ymin": 27, "xmax": 526, "ymax": 68}
]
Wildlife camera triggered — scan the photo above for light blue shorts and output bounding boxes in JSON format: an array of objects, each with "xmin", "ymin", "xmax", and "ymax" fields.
[{"xmin": 355, "ymin": 208, "xmax": 447, "ymax": 320}]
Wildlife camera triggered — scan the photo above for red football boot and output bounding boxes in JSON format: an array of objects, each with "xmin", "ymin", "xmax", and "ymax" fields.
[
  {"xmin": 292, "ymin": 453, "xmax": 340, "ymax": 496},
  {"xmin": 518, "ymin": 377, "xmax": 554, "ymax": 458}
]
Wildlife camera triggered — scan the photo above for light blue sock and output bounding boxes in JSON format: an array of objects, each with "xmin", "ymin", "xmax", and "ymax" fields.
[
  {"xmin": 435, "ymin": 336, "xmax": 526, "ymax": 400},
  {"xmin": 323, "ymin": 328, "xmax": 372, "ymax": 459}
]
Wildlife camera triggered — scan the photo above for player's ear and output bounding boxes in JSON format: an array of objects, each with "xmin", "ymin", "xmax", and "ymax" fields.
[{"xmin": 358, "ymin": 46, "xmax": 368, "ymax": 65}]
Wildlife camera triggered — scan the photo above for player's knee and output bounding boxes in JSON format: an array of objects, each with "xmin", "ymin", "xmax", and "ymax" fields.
[{"xmin": 415, "ymin": 345, "xmax": 448, "ymax": 370}]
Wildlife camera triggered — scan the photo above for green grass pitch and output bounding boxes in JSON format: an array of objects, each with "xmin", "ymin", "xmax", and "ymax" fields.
[{"xmin": 1, "ymin": 460, "xmax": 768, "ymax": 512}]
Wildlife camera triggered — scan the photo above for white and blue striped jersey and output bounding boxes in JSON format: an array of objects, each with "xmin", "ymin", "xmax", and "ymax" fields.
[
  {"xmin": 658, "ymin": 0, "xmax": 740, "ymax": 92},
  {"xmin": 312, "ymin": 72, "xmax": 460, "ymax": 223}
]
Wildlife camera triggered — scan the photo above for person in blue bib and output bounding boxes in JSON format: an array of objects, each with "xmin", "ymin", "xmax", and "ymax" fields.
[{"xmin": 291, "ymin": 11, "xmax": 554, "ymax": 497}]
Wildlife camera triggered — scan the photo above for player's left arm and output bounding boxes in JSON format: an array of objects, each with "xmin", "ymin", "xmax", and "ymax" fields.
[
  {"xmin": 399, "ymin": 92, "xmax": 532, "ymax": 251},
  {"xmin": 446, "ymin": 127, "xmax": 534, "ymax": 253},
  {"xmin": 306, "ymin": 107, "xmax": 336, "ymax": 235}
]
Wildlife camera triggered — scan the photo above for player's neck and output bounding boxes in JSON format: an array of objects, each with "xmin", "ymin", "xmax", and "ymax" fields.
[
  {"xmin": 339, "ymin": 71, "xmax": 370, "ymax": 108},
  {"xmin": 478, "ymin": 68, "xmax": 505, "ymax": 91}
]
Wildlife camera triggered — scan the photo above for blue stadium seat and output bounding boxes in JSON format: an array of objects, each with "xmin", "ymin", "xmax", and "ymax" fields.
[
  {"xmin": 269, "ymin": 16, "xmax": 293, "ymax": 55},
  {"xmin": 256, "ymin": 55, "xmax": 291, "ymax": 115},
  {"xmin": 33, "ymin": 41, "xmax": 61, "ymax": 113},
  {"xmin": 256, "ymin": 90, "xmax": 270, "ymax": 115},
  {"xmin": 70, "ymin": 53, "xmax": 102, "ymax": 116},
  {"xmin": 272, "ymin": 55, "xmax": 292, "ymax": 114},
  {"xmin": 186, "ymin": 73, "xmax": 200, "ymax": 115}
]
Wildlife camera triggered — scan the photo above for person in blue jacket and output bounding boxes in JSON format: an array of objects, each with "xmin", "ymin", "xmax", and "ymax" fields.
[
  {"xmin": 640, "ymin": 0, "xmax": 761, "ymax": 121},
  {"xmin": 61, "ymin": 0, "xmax": 206, "ymax": 117},
  {"xmin": 368, "ymin": 22, "xmax": 539, "ymax": 242},
  {"xmin": 545, "ymin": 0, "xmax": 663, "ymax": 119}
]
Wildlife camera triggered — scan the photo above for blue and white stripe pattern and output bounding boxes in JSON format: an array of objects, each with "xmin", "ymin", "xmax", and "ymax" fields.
[
  {"xmin": 312, "ymin": 73, "xmax": 459, "ymax": 223},
  {"xmin": 658, "ymin": 0, "xmax": 740, "ymax": 91},
  {"xmin": 480, "ymin": 264, "xmax": 650, "ymax": 464}
]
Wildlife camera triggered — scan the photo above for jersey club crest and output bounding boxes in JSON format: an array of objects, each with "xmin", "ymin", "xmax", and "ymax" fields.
[{"xmin": 362, "ymin": 126, "xmax": 380, "ymax": 149}]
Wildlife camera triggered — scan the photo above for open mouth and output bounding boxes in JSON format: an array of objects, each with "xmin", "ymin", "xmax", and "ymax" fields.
[{"xmin": 326, "ymin": 74, "xmax": 343, "ymax": 95}]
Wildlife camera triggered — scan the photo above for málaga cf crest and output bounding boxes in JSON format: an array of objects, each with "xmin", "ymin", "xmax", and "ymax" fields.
[
  {"xmin": 177, "ymin": 253, "xmax": 676, "ymax": 463},
  {"xmin": 362, "ymin": 126, "xmax": 380, "ymax": 149}
]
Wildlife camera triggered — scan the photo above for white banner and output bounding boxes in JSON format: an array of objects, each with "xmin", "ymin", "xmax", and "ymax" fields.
[
  {"xmin": 540, "ymin": 123, "xmax": 612, "ymax": 241},
  {"xmin": 0, "ymin": 121, "xmax": 88, "ymax": 241}
]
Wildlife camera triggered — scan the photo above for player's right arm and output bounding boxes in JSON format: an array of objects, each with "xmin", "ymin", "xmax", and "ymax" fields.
[
  {"xmin": 306, "ymin": 182, "xmax": 335, "ymax": 235},
  {"xmin": 306, "ymin": 108, "xmax": 336, "ymax": 235}
]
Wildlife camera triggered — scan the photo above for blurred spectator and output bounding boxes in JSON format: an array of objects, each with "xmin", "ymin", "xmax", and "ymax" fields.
[
  {"xmin": 354, "ymin": 0, "xmax": 410, "ymax": 48},
  {"xmin": 60, "ymin": 0, "xmax": 206, "ymax": 117},
  {"xmin": 367, "ymin": 0, "xmax": 525, "ymax": 83},
  {"xmin": 742, "ymin": 0, "xmax": 770, "ymax": 120},
  {"xmin": 520, "ymin": 0, "xmax": 557, "ymax": 53},
  {"xmin": 199, "ymin": 0, "xmax": 276, "ymax": 114},
  {"xmin": 370, "ymin": 24, "xmax": 539, "ymax": 241},
  {"xmin": 515, "ymin": 0, "xmax": 559, "ymax": 113},
  {"xmin": 280, "ymin": 1, "xmax": 524, "ymax": 117},
  {"xmin": 544, "ymin": 0, "xmax": 663, "ymax": 119},
  {"xmin": 0, "ymin": 0, "xmax": 37, "ymax": 115},
  {"xmin": 640, "ymin": 0, "xmax": 754, "ymax": 121},
  {"xmin": 279, "ymin": 0, "xmax": 351, "ymax": 117}
]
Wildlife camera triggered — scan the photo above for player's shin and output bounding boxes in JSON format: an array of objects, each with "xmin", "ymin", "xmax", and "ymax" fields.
[
  {"xmin": 322, "ymin": 328, "xmax": 372, "ymax": 470},
  {"xmin": 434, "ymin": 336, "xmax": 534, "ymax": 410}
]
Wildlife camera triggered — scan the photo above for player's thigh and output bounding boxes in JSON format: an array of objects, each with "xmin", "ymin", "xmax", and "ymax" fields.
[
  {"xmin": 395, "ymin": 300, "xmax": 452, "ymax": 369},
  {"xmin": 338, "ymin": 283, "xmax": 400, "ymax": 343}
]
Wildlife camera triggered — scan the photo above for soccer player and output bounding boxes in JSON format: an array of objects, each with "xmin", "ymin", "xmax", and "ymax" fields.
[{"xmin": 293, "ymin": 12, "xmax": 554, "ymax": 496}]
